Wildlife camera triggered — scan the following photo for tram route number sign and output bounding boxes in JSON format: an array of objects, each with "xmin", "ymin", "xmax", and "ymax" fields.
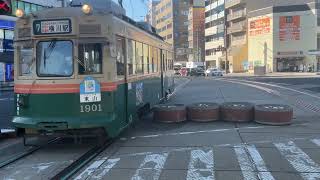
[
  {"xmin": 33, "ymin": 19, "xmax": 71, "ymax": 35},
  {"xmin": 80, "ymin": 76, "xmax": 101, "ymax": 103}
]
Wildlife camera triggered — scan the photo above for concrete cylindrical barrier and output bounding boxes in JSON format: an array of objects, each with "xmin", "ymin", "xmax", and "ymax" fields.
[
  {"xmin": 221, "ymin": 102, "xmax": 254, "ymax": 122},
  {"xmin": 187, "ymin": 102, "xmax": 220, "ymax": 122},
  {"xmin": 255, "ymin": 104, "xmax": 293, "ymax": 125},
  {"xmin": 153, "ymin": 104, "xmax": 187, "ymax": 123}
]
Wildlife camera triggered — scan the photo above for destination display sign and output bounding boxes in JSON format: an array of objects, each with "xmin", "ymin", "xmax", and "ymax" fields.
[{"xmin": 33, "ymin": 19, "xmax": 71, "ymax": 35}]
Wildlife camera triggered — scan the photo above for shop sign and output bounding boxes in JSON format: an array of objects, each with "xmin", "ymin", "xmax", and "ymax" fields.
[
  {"xmin": 0, "ymin": 0, "xmax": 11, "ymax": 15},
  {"xmin": 0, "ymin": 20, "xmax": 15, "ymax": 30},
  {"xmin": 308, "ymin": 50, "xmax": 320, "ymax": 55},
  {"xmin": 5, "ymin": 63, "xmax": 13, "ymax": 81},
  {"xmin": 279, "ymin": 16, "xmax": 300, "ymax": 41},
  {"xmin": 249, "ymin": 17, "xmax": 271, "ymax": 36},
  {"xmin": 0, "ymin": 62, "xmax": 4, "ymax": 82}
]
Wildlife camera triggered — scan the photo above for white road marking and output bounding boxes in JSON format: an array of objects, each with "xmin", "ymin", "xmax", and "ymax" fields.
[
  {"xmin": 187, "ymin": 149, "xmax": 214, "ymax": 180},
  {"xmin": 235, "ymin": 79, "xmax": 320, "ymax": 100},
  {"xmin": 91, "ymin": 158, "xmax": 120, "ymax": 179},
  {"xmin": 74, "ymin": 159, "xmax": 106, "ymax": 180},
  {"xmin": 234, "ymin": 146, "xmax": 258, "ymax": 180},
  {"xmin": 311, "ymin": 139, "xmax": 320, "ymax": 147},
  {"xmin": 246, "ymin": 145, "xmax": 275, "ymax": 180},
  {"xmin": 274, "ymin": 141, "xmax": 320, "ymax": 180},
  {"xmin": 131, "ymin": 153, "xmax": 168, "ymax": 180},
  {"xmin": 128, "ymin": 126, "xmax": 266, "ymax": 140}
]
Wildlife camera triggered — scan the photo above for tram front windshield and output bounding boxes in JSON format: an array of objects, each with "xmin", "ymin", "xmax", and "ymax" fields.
[{"xmin": 36, "ymin": 40, "xmax": 73, "ymax": 77}]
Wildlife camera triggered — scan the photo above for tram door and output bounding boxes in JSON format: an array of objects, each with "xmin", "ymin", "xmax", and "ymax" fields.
[{"xmin": 116, "ymin": 36, "xmax": 128, "ymax": 123}]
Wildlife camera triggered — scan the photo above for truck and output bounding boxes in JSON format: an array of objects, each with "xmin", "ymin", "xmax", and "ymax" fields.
[{"xmin": 186, "ymin": 62, "xmax": 205, "ymax": 69}]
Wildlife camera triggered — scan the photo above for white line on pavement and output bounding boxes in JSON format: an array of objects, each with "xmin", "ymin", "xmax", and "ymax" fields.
[
  {"xmin": 246, "ymin": 145, "xmax": 275, "ymax": 180},
  {"xmin": 274, "ymin": 141, "xmax": 320, "ymax": 180},
  {"xmin": 233, "ymin": 79, "xmax": 320, "ymax": 100},
  {"xmin": 127, "ymin": 126, "xmax": 267, "ymax": 140},
  {"xmin": 91, "ymin": 158, "xmax": 120, "ymax": 179},
  {"xmin": 74, "ymin": 159, "xmax": 106, "ymax": 180},
  {"xmin": 311, "ymin": 139, "xmax": 320, "ymax": 147},
  {"xmin": 74, "ymin": 158, "xmax": 120, "ymax": 180},
  {"xmin": 187, "ymin": 149, "xmax": 215, "ymax": 180},
  {"xmin": 234, "ymin": 146, "xmax": 258, "ymax": 180},
  {"xmin": 131, "ymin": 153, "xmax": 168, "ymax": 180}
]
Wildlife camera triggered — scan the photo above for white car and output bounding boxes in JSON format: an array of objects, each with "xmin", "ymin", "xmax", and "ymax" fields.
[{"xmin": 205, "ymin": 68, "xmax": 224, "ymax": 76}]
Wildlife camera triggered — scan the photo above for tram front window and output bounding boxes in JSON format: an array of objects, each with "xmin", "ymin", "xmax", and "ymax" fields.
[
  {"xmin": 36, "ymin": 40, "xmax": 73, "ymax": 77},
  {"xmin": 78, "ymin": 43, "xmax": 102, "ymax": 74}
]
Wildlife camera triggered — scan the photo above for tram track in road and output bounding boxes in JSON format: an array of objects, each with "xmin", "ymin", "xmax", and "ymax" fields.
[
  {"xmin": 216, "ymin": 78, "xmax": 320, "ymax": 115},
  {"xmin": 51, "ymin": 139, "xmax": 114, "ymax": 180},
  {"xmin": 0, "ymin": 137, "xmax": 61, "ymax": 169}
]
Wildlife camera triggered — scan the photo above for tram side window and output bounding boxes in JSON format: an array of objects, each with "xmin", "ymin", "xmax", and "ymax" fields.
[
  {"xmin": 127, "ymin": 39, "xmax": 135, "ymax": 75},
  {"xmin": 19, "ymin": 47, "xmax": 33, "ymax": 76},
  {"xmin": 135, "ymin": 42, "xmax": 143, "ymax": 74},
  {"xmin": 143, "ymin": 43, "xmax": 149, "ymax": 74},
  {"xmin": 78, "ymin": 43, "xmax": 102, "ymax": 75},
  {"xmin": 116, "ymin": 37, "xmax": 125, "ymax": 76},
  {"xmin": 149, "ymin": 46, "xmax": 154, "ymax": 73}
]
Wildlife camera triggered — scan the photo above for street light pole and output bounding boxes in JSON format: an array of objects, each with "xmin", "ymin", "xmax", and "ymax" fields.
[{"xmin": 224, "ymin": 0, "xmax": 228, "ymax": 74}]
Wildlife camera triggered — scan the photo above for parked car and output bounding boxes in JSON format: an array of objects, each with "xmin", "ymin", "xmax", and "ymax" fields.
[
  {"xmin": 189, "ymin": 68, "xmax": 205, "ymax": 76},
  {"xmin": 205, "ymin": 68, "xmax": 224, "ymax": 76}
]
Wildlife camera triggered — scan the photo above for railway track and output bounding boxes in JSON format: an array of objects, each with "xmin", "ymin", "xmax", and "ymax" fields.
[
  {"xmin": 51, "ymin": 139, "xmax": 114, "ymax": 180},
  {"xmin": 0, "ymin": 137, "xmax": 60, "ymax": 169}
]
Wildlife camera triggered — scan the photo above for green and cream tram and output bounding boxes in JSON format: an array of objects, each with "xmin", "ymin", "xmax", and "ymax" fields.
[{"xmin": 13, "ymin": 1, "xmax": 174, "ymax": 138}]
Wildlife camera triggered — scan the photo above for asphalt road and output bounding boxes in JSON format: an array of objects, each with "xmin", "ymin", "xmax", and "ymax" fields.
[
  {"xmin": 71, "ymin": 77, "xmax": 320, "ymax": 180},
  {"xmin": 0, "ymin": 91, "xmax": 14, "ymax": 130}
]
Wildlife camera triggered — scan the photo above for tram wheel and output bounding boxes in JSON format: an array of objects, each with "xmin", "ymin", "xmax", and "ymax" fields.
[
  {"xmin": 255, "ymin": 104, "xmax": 293, "ymax": 125},
  {"xmin": 221, "ymin": 102, "xmax": 254, "ymax": 122},
  {"xmin": 153, "ymin": 104, "xmax": 187, "ymax": 123},
  {"xmin": 187, "ymin": 102, "xmax": 220, "ymax": 122}
]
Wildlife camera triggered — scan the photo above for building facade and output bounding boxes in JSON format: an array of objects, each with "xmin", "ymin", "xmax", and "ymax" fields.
[
  {"xmin": 155, "ymin": 0, "xmax": 189, "ymax": 63},
  {"xmin": 204, "ymin": 0, "xmax": 224, "ymax": 68},
  {"xmin": 225, "ymin": 0, "xmax": 248, "ymax": 73},
  {"xmin": 247, "ymin": 0, "xmax": 318, "ymax": 73},
  {"xmin": 188, "ymin": 0, "xmax": 205, "ymax": 62},
  {"xmin": 0, "ymin": 0, "xmax": 61, "ymax": 82},
  {"xmin": 146, "ymin": 0, "xmax": 160, "ymax": 27}
]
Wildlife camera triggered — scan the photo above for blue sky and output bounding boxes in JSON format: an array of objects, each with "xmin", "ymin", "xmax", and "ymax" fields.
[{"xmin": 113, "ymin": 0, "xmax": 148, "ymax": 21}]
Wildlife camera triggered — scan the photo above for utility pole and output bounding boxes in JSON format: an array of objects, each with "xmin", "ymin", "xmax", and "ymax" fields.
[
  {"xmin": 224, "ymin": 0, "xmax": 228, "ymax": 74},
  {"xmin": 197, "ymin": 26, "xmax": 200, "ymax": 62}
]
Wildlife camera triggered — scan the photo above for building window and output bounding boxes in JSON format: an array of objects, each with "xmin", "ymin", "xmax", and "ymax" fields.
[{"xmin": 167, "ymin": 34, "xmax": 172, "ymax": 39}]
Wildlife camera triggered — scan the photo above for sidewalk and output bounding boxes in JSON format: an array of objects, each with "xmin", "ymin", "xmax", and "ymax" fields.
[{"xmin": 225, "ymin": 72, "xmax": 319, "ymax": 78}]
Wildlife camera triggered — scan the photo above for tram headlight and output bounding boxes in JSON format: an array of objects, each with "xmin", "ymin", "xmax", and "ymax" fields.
[
  {"xmin": 15, "ymin": 8, "xmax": 25, "ymax": 18},
  {"xmin": 82, "ymin": 4, "xmax": 92, "ymax": 15}
]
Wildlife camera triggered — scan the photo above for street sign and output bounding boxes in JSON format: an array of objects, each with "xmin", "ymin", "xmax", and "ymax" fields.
[{"xmin": 308, "ymin": 50, "xmax": 320, "ymax": 55}]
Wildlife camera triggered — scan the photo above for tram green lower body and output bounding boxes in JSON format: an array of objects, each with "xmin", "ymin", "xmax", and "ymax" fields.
[{"xmin": 13, "ymin": 76, "xmax": 174, "ymax": 138}]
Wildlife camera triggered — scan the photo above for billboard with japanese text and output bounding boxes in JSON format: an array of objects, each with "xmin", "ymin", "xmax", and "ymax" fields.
[
  {"xmin": 249, "ymin": 17, "xmax": 271, "ymax": 36},
  {"xmin": 279, "ymin": 16, "xmax": 300, "ymax": 41}
]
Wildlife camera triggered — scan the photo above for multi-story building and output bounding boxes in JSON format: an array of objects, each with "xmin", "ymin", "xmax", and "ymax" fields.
[
  {"xmin": 146, "ymin": 0, "xmax": 160, "ymax": 27},
  {"xmin": 155, "ymin": 0, "xmax": 189, "ymax": 63},
  {"xmin": 0, "ymin": 0, "xmax": 62, "ymax": 82},
  {"xmin": 247, "ymin": 0, "xmax": 318, "ymax": 73},
  {"xmin": 204, "ymin": 0, "xmax": 225, "ymax": 68},
  {"xmin": 188, "ymin": 0, "xmax": 205, "ymax": 62},
  {"xmin": 225, "ymin": 0, "xmax": 248, "ymax": 73}
]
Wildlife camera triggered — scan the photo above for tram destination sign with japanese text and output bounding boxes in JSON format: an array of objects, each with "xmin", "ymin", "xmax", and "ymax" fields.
[{"xmin": 33, "ymin": 19, "xmax": 72, "ymax": 35}]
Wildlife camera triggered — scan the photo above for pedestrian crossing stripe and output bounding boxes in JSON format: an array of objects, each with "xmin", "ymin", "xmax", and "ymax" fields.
[{"xmin": 74, "ymin": 139, "xmax": 320, "ymax": 180}]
